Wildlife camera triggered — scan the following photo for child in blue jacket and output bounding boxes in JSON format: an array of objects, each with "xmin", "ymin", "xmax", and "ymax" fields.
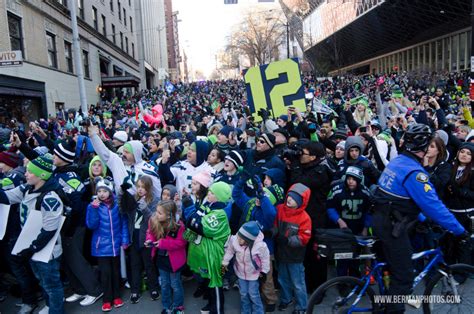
[{"xmin": 86, "ymin": 177, "xmax": 129, "ymax": 312}]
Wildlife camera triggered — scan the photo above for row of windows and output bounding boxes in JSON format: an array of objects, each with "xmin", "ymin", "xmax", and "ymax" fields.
[
  {"xmin": 91, "ymin": 6, "xmax": 134, "ymax": 58},
  {"xmin": 8, "ymin": 12, "xmax": 90, "ymax": 77},
  {"xmin": 374, "ymin": 30, "xmax": 471, "ymax": 74}
]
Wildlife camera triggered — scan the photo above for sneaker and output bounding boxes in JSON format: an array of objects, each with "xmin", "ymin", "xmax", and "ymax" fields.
[
  {"xmin": 193, "ymin": 286, "xmax": 206, "ymax": 298},
  {"xmin": 200, "ymin": 303, "xmax": 211, "ymax": 314},
  {"xmin": 65, "ymin": 293, "xmax": 85, "ymax": 302},
  {"xmin": 38, "ymin": 306, "xmax": 49, "ymax": 314},
  {"xmin": 80, "ymin": 293, "xmax": 103, "ymax": 306},
  {"xmin": 265, "ymin": 303, "xmax": 276, "ymax": 312},
  {"xmin": 278, "ymin": 300, "xmax": 294, "ymax": 311},
  {"xmin": 102, "ymin": 302, "xmax": 112, "ymax": 312},
  {"xmin": 113, "ymin": 298, "xmax": 124, "ymax": 308},
  {"xmin": 173, "ymin": 306, "xmax": 185, "ymax": 314},
  {"xmin": 130, "ymin": 293, "xmax": 141, "ymax": 304},
  {"xmin": 222, "ymin": 278, "xmax": 230, "ymax": 291},
  {"xmin": 17, "ymin": 303, "xmax": 37, "ymax": 314},
  {"xmin": 151, "ymin": 290, "xmax": 160, "ymax": 301},
  {"xmin": 232, "ymin": 280, "xmax": 239, "ymax": 290}
]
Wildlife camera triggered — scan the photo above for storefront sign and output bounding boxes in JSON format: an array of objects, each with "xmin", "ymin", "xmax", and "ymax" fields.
[{"xmin": 0, "ymin": 50, "xmax": 23, "ymax": 67}]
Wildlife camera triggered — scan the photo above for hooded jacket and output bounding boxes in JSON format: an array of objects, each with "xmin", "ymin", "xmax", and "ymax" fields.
[
  {"xmin": 143, "ymin": 104, "xmax": 167, "ymax": 128},
  {"xmin": 0, "ymin": 178, "xmax": 64, "ymax": 259},
  {"xmin": 222, "ymin": 231, "xmax": 270, "ymax": 281},
  {"xmin": 274, "ymin": 183, "xmax": 312, "ymax": 263},
  {"xmin": 336, "ymin": 136, "xmax": 381, "ymax": 186},
  {"xmin": 159, "ymin": 140, "xmax": 215, "ymax": 196},
  {"xmin": 86, "ymin": 196, "xmax": 129, "ymax": 257},
  {"xmin": 90, "ymin": 134, "xmax": 162, "ymax": 197}
]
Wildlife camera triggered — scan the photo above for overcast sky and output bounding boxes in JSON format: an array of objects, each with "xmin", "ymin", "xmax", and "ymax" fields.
[{"xmin": 173, "ymin": 0, "xmax": 278, "ymax": 77}]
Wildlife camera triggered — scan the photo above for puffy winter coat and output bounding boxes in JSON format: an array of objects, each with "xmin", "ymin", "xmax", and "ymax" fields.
[
  {"xmin": 145, "ymin": 221, "xmax": 187, "ymax": 273},
  {"xmin": 222, "ymin": 232, "xmax": 270, "ymax": 281},
  {"xmin": 86, "ymin": 199, "xmax": 129, "ymax": 257}
]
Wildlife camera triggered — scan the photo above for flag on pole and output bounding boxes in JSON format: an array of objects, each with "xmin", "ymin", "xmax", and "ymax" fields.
[{"xmin": 165, "ymin": 81, "xmax": 175, "ymax": 94}]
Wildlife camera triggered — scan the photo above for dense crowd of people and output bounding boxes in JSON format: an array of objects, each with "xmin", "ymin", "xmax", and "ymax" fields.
[{"xmin": 0, "ymin": 70, "xmax": 473, "ymax": 314}]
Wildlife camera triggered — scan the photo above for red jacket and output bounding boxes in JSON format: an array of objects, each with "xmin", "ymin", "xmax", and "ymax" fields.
[{"xmin": 274, "ymin": 183, "xmax": 312, "ymax": 263}]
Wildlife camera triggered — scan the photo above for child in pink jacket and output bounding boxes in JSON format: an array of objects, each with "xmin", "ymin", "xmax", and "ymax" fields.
[
  {"xmin": 145, "ymin": 200, "xmax": 186, "ymax": 314},
  {"xmin": 222, "ymin": 221, "xmax": 270, "ymax": 314}
]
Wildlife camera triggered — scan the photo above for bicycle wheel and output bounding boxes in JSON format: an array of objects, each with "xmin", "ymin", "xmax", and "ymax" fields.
[
  {"xmin": 423, "ymin": 263, "xmax": 474, "ymax": 314},
  {"xmin": 307, "ymin": 276, "xmax": 379, "ymax": 314}
]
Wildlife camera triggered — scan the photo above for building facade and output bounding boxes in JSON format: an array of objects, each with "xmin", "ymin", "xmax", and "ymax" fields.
[
  {"xmin": 135, "ymin": 0, "xmax": 168, "ymax": 89},
  {"xmin": 164, "ymin": 0, "xmax": 180, "ymax": 81},
  {"xmin": 0, "ymin": 0, "xmax": 140, "ymax": 120}
]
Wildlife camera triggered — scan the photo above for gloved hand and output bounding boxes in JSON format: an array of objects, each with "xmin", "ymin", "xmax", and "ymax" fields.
[
  {"xmin": 17, "ymin": 247, "xmax": 34, "ymax": 261},
  {"xmin": 181, "ymin": 195, "xmax": 194, "ymax": 209},
  {"xmin": 253, "ymin": 176, "xmax": 264, "ymax": 195},
  {"xmin": 240, "ymin": 170, "xmax": 251, "ymax": 183},
  {"xmin": 121, "ymin": 182, "xmax": 132, "ymax": 192}
]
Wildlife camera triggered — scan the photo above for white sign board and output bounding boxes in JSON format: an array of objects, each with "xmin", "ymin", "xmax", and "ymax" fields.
[
  {"xmin": 0, "ymin": 204, "xmax": 10, "ymax": 240},
  {"xmin": 471, "ymin": 56, "xmax": 474, "ymax": 73},
  {"xmin": 0, "ymin": 50, "xmax": 23, "ymax": 67},
  {"xmin": 12, "ymin": 210, "xmax": 65, "ymax": 263}
]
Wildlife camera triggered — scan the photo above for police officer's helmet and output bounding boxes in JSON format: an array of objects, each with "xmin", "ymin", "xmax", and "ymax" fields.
[
  {"xmin": 403, "ymin": 124, "xmax": 432, "ymax": 152},
  {"xmin": 345, "ymin": 166, "xmax": 364, "ymax": 185}
]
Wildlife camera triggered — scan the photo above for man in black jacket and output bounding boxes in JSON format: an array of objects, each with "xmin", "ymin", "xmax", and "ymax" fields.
[{"xmin": 286, "ymin": 141, "xmax": 335, "ymax": 292}]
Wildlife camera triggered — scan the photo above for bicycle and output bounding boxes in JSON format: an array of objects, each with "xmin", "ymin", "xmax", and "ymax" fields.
[{"xmin": 307, "ymin": 229, "xmax": 474, "ymax": 313}]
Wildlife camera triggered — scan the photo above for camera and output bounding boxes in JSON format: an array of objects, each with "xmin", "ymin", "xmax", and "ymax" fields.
[{"xmin": 282, "ymin": 142, "xmax": 303, "ymax": 162}]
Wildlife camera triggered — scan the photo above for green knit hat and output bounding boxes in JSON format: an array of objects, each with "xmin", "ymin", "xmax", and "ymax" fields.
[
  {"xmin": 123, "ymin": 142, "xmax": 133, "ymax": 155},
  {"xmin": 350, "ymin": 95, "xmax": 369, "ymax": 107},
  {"xmin": 208, "ymin": 134, "xmax": 218, "ymax": 146},
  {"xmin": 27, "ymin": 154, "xmax": 53, "ymax": 180},
  {"xmin": 89, "ymin": 155, "xmax": 107, "ymax": 178},
  {"xmin": 208, "ymin": 182, "xmax": 231, "ymax": 203}
]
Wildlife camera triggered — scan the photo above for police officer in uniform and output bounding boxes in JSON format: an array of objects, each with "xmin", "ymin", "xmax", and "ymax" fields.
[{"xmin": 372, "ymin": 124, "xmax": 468, "ymax": 313}]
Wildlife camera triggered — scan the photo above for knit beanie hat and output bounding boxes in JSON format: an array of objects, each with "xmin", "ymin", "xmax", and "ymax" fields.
[
  {"xmin": 219, "ymin": 126, "xmax": 234, "ymax": 138},
  {"xmin": 208, "ymin": 181, "xmax": 231, "ymax": 203},
  {"xmin": 208, "ymin": 134, "xmax": 218, "ymax": 146},
  {"xmin": 113, "ymin": 131, "xmax": 128, "ymax": 143},
  {"xmin": 225, "ymin": 150, "xmax": 244, "ymax": 169},
  {"xmin": 89, "ymin": 155, "xmax": 107, "ymax": 178},
  {"xmin": 263, "ymin": 185, "xmax": 285, "ymax": 205},
  {"xmin": 54, "ymin": 140, "xmax": 75, "ymax": 163},
  {"xmin": 336, "ymin": 141, "xmax": 346, "ymax": 151},
  {"xmin": 279, "ymin": 115, "xmax": 289, "ymax": 122},
  {"xmin": 287, "ymin": 191, "xmax": 303, "ymax": 208},
  {"xmin": 260, "ymin": 133, "xmax": 276, "ymax": 149},
  {"xmin": 238, "ymin": 221, "xmax": 261, "ymax": 270},
  {"xmin": 27, "ymin": 154, "xmax": 53, "ymax": 180},
  {"xmin": 162, "ymin": 184, "xmax": 178, "ymax": 200},
  {"xmin": 192, "ymin": 171, "xmax": 212, "ymax": 188},
  {"xmin": 0, "ymin": 151, "xmax": 20, "ymax": 168},
  {"xmin": 95, "ymin": 177, "xmax": 114, "ymax": 194},
  {"xmin": 123, "ymin": 142, "xmax": 134, "ymax": 155}
]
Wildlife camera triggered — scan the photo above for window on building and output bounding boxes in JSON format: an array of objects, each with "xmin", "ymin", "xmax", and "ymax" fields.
[
  {"xmin": 64, "ymin": 41, "xmax": 73, "ymax": 73},
  {"xmin": 460, "ymin": 32, "xmax": 467, "ymax": 70},
  {"xmin": 120, "ymin": 32, "xmax": 123, "ymax": 50},
  {"xmin": 444, "ymin": 37, "xmax": 450, "ymax": 70},
  {"xmin": 125, "ymin": 37, "xmax": 129, "ymax": 54},
  {"xmin": 129, "ymin": 0, "xmax": 131, "ymax": 6},
  {"xmin": 83, "ymin": 50, "xmax": 90, "ymax": 78},
  {"xmin": 110, "ymin": 0, "xmax": 114, "ymax": 12},
  {"xmin": 46, "ymin": 32, "xmax": 57, "ymax": 68},
  {"xmin": 130, "ymin": 17, "xmax": 133, "ymax": 32},
  {"xmin": 8, "ymin": 13, "xmax": 23, "ymax": 54},
  {"xmin": 451, "ymin": 34, "xmax": 458, "ymax": 71},
  {"xmin": 123, "ymin": 9, "xmax": 126, "ymax": 26},
  {"xmin": 112, "ymin": 24, "xmax": 116, "ymax": 44},
  {"xmin": 436, "ymin": 40, "xmax": 442, "ymax": 70},
  {"xmin": 118, "ymin": 1, "xmax": 121, "ymax": 20},
  {"xmin": 92, "ymin": 6, "xmax": 98, "ymax": 30},
  {"xmin": 78, "ymin": 0, "xmax": 84, "ymax": 19},
  {"xmin": 57, "ymin": 0, "xmax": 67, "ymax": 7},
  {"xmin": 132, "ymin": 43, "xmax": 135, "ymax": 58},
  {"xmin": 102, "ymin": 15, "xmax": 106, "ymax": 36}
]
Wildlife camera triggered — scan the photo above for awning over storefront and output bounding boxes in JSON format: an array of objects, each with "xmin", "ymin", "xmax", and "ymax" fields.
[{"xmin": 101, "ymin": 75, "xmax": 140, "ymax": 88}]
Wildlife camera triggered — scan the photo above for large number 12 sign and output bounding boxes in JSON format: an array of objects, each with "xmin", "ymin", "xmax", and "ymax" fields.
[{"xmin": 244, "ymin": 58, "xmax": 305, "ymax": 120}]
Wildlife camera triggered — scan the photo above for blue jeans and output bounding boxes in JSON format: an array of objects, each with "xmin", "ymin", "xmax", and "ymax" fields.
[
  {"xmin": 278, "ymin": 262, "xmax": 307, "ymax": 310},
  {"xmin": 30, "ymin": 258, "xmax": 64, "ymax": 314},
  {"xmin": 239, "ymin": 279, "xmax": 264, "ymax": 314},
  {"xmin": 160, "ymin": 270, "xmax": 184, "ymax": 310}
]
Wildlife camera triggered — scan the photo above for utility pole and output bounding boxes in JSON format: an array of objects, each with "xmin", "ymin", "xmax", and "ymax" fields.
[
  {"xmin": 286, "ymin": 22, "xmax": 290, "ymax": 59},
  {"xmin": 68, "ymin": 0, "xmax": 88, "ymax": 116}
]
